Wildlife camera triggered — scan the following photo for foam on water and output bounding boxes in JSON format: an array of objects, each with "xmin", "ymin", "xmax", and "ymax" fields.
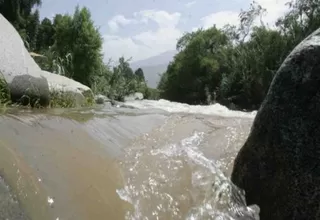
[
  {"xmin": 117, "ymin": 131, "xmax": 260, "ymax": 220},
  {"xmin": 124, "ymin": 99, "xmax": 257, "ymax": 118},
  {"xmin": 0, "ymin": 176, "xmax": 28, "ymax": 220}
]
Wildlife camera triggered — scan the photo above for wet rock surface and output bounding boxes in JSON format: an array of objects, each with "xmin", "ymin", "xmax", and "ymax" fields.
[{"xmin": 231, "ymin": 28, "xmax": 320, "ymax": 219}]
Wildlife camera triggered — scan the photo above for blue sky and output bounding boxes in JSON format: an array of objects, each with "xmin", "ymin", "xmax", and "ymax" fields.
[{"xmin": 39, "ymin": 0, "xmax": 289, "ymax": 63}]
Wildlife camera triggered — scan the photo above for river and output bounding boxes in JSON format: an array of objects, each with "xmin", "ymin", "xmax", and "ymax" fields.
[{"xmin": 0, "ymin": 99, "xmax": 260, "ymax": 220}]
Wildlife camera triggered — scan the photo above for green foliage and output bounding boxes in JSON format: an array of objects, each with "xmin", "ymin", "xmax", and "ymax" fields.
[
  {"xmin": 159, "ymin": 27, "xmax": 229, "ymax": 104},
  {"xmin": 0, "ymin": 1, "xmax": 162, "ymax": 105},
  {"xmin": 49, "ymin": 90, "xmax": 94, "ymax": 108},
  {"xmin": 92, "ymin": 57, "xmax": 152, "ymax": 101},
  {"xmin": 2, "ymin": 3, "xmax": 104, "ymax": 87},
  {"xmin": 50, "ymin": 6, "xmax": 103, "ymax": 87},
  {"xmin": 0, "ymin": 0, "xmax": 42, "ymax": 51},
  {"xmin": 49, "ymin": 91, "xmax": 77, "ymax": 108},
  {"xmin": 34, "ymin": 49, "xmax": 73, "ymax": 76},
  {"xmin": 0, "ymin": 74, "xmax": 11, "ymax": 106},
  {"xmin": 134, "ymin": 68, "xmax": 145, "ymax": 82},
  {"xmin": 144, "ymin": 87, "xmax": 160, "ymax": 100},
  {"xmin": 36, "ymin": 18, "xmax": 54, "ymax": 51},
  {"xmin": 158, "ymin": 0, "xmax": 320, "ymax": 110}
]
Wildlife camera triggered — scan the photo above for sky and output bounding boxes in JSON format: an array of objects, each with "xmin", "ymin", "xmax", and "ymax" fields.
[{"xmin": 39, "ymin": 0, "xmax": 289, "ymax": 63}]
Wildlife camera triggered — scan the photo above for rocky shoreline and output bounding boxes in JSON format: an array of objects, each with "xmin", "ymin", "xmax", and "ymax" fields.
[{"xmin": 0, "ymin": 14, "xmax": 93, "ymax": 108}]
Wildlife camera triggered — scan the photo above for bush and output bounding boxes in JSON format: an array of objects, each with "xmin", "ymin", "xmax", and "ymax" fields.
[{"xmin": 0, "ymin": 74, "xmax": 11, "ymax": 106}]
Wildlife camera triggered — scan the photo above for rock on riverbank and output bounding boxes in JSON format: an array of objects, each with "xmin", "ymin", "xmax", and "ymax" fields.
[
  {"xmin": 231, "ymin": 27, "xmax": 320, "ymax": 219},
  {"xmin": 41, "ymin": 71, "xmax": 93, "ymax": 107},
  {"xmin": 0, "ymin": 14, "xmax": 93, "ymax": 107}
]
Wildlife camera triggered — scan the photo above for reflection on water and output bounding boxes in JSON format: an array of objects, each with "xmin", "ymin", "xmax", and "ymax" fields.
[{"xmin": 0, "ymin": 102, "xmax": 259, "ymax": 220}]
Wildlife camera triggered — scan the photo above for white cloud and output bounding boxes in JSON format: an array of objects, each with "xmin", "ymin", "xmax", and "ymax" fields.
[
  {"xmin": 108, "ymin": 15, "xmax": 136, "ymax": 33},
  {"xmin": 134, "ymin": 10, "xmax": 181, "ymax": 28},
  {"xmin": 185, "ymin": 1, "xmax": 196, "ymax": 8},
  {"xmin": 197, "ymin": 0, "xmax": 289, "ymax": 31},
  {"xmin": 256, "ymin": 0, "xmax": 289, "ymax": 27},
  {"xmin": 103, "ymin": 0, "xmax": 290, "ymax": 63},
  {"xmin": 107, "ymin": 10, "xmax": 181, "ymax": 33},
  {"xmin": 200, "ymin": 11, "xmax": 240, "ymax": 29},
  {"xmin": 103, "ymin": 10, "xmax": 182, "ymax": 63}
]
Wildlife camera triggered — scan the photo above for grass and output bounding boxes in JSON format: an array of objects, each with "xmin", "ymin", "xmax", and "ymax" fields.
[
  {"xmin": 49, "ymin": 90, "xmax": 95, "ymax": 108},
  {"xmin": 0, "ymin": 74, "xmax": 11, "ymax": 108},
  {"xmin": 0, "ymin": 76, "xmax": 94, "ymax": 109},
  {"xmin": 81, "ymin": 90, "xmax": 95, "ymax": 107},
  {"xmin": 49, "ymin": 90, "xmax": 77, "ymax": 108}
]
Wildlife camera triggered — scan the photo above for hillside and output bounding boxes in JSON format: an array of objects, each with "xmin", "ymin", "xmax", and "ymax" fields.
[{"xmin": 130, "ymin": 50, "xmax": 177, "ymax": 88}]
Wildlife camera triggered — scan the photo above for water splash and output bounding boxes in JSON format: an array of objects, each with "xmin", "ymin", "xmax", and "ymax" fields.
[
  {"xmin": 0, "ymin": 176, "xmax": 29, "ymax": 220},
  {"xmin": 117, "ymin": 131, "xmax": 260, "ymax": 220},
  {"xmin": 124, "ymin": 99, "xmax": 257, "ymax": 118}
]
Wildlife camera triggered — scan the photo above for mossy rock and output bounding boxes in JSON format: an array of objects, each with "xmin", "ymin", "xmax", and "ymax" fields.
[{"xmin": 49, "ymin": 89, "xmax": 94, "ymax": 108}]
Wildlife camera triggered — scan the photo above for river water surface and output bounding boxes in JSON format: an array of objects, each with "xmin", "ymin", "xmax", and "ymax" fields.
[{"xmin": 0, "ymin": 99, "xmax": 260, "ymax": 220}]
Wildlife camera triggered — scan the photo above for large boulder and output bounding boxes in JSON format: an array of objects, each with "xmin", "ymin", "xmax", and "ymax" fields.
[
  {"xmin": 231, "ymin": 28, "xmax": 320, "ymax": 219},
  {"xmin": 0, "ymin": 14, "xmax": 94, "ymax": 107},
  {"xmin": 9, "ymin": 75, "xmax": 50, "ymax": 106},
  {"xmin": 40, "ymin": 71, "xmax": 94, "ymax": 107},
  {"xmin": 0, "ymin": 14, "xmax": 50, "ymax": 106}
]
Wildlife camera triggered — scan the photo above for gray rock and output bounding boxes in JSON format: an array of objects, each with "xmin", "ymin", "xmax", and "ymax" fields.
[
  {"xmin": 134, "ymin": 92, "xmax": 144, "ymax": 100},
  {"xmin": 124, "ymin": 92, "xmax": 144, "ymax": 101},
  {"xmin": 0, "ymin": 14, "xmax": 49, "ymax": 107},
  {"xmin": 95, "ymin": 97, "xmax": 105, "ymax": 104},
  {"xmin": 40, "ymin": 71, "xmax": 94, "ymax": 107},
  {"xmin": 94, "ymin": 94, "xmax": 109, "ymax": 104},
  {"xmin": 9, "ymin": 75, "xmax": 50, "ymax": 107},
  {"xmin": 231, "ymin": 28, "xmax": 320, "ymax": 220}
]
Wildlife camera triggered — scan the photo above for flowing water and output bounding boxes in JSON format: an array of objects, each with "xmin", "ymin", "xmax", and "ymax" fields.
[{"xmin": 0, "ymin": 99, "xmax": 260, "ymax": 220}]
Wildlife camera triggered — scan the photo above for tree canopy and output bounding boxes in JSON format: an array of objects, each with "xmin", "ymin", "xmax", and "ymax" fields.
[
  {"xmin": 1, "ymin": 1, "xmax": 153, "ymax": 101},
  {"xmin": 158, "ymin": 0, "xmax": 320, "ymax": 110}
]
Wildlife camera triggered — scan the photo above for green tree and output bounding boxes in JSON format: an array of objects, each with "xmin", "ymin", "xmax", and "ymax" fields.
[
  {"xmin": 50, "ymin": 6, "xmax": 103, "ymax": 87},
  {"xmin": 0, "ymin": 0, "xmax": 42, "ymax": 44},
  {"xmin": 25, "ymin": 9, "xmax": 40, "ymax": 51},
  {"xmin": 36, "ymin": 17, "xmax": 55, "ymax": 52},
  {"xmin": 117, "ymin": 57, "xmax": 134, "ymax": 79},
  {"xmin": 134, "ymin": 68, "xmax": 145, "ymax": 82},
  {"xmin": 159, "ymin": 27, "xmax": 230, "ymax": 104},
  {"xmin": 71, "ymin": 6, "xmax": 103, "ymax": 86},
  {"xmin": 158, "ymin": 0, "xmax": 316, "ymax": 110}
]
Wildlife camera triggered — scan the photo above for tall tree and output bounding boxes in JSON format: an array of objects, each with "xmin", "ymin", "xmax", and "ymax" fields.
[
  {"xmin": 0, "ymin": 0, "xmax": 42, "ymax": 42},
  {"xmin": 158, "ymin": 0, "xmax": 305, "ymax": 110},
  {"xmin": 159, "ymin": 27, "xmax": 230, "ymax": 104},
  {"xmin": 134, "ymin": 68, "xmax": 145, "ymax": 82},
  {"xmin": 36, "ymin": 17, "xmax": 55, "ymax": 52},
  {"xmin": 117, "ymin": 57, "xmax": 134, "ymax": 79},
  {"xmin": 25, "ymin": 9, "xmax": 40, "ymax": 50},
  {"xmin": 70, "ymin": 6, "xmax": 103, "ymax": 86},
  {"xmin": 52, "ymin": 6, "xmax": 103, "ymax": 86}
]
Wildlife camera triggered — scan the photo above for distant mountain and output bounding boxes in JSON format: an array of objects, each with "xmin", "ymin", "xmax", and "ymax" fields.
[
  {"xmin": 134, "ymin": 63, "xmax": 168, "ymax": 88},
  {"xmin": 130, "ymin": 50, "xmax": 177, "ymax": 88}
]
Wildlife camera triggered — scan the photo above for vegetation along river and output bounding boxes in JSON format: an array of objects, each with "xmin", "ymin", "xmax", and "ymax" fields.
[{"xmin": 0, "ymin": 99, "xmax": 259, "ymax": 220}]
